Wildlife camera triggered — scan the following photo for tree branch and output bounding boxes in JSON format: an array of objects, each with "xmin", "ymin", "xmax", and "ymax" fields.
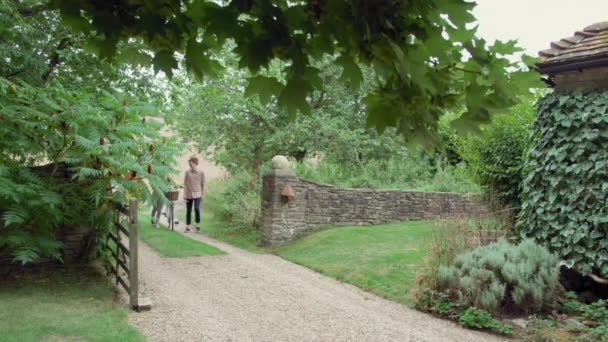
[
  {"xmin": 4, "ymin": 69, "xmax": 25, "ymax": 78},
  {"xmin": 42, "ymin": 37, "xmax": 71, "ymax": 83}
]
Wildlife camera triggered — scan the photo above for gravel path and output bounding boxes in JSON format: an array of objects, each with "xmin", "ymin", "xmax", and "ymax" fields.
[{"xmin": 127, "ymin": 232, "xmax": 505, "ymax": 342}]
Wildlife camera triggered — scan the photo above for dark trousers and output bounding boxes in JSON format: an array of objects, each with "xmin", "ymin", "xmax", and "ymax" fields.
[{"xmin": 186, "ymin": 198, "xmax": 201, "ymax": 225}]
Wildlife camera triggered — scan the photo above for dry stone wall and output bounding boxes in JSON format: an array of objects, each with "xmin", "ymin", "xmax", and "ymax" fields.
[{"xmin": 260, "ymin": 169, "xmax": 485, "ymax": 246}]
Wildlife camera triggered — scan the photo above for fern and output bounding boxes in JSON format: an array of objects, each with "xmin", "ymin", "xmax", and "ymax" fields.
[{"xmin": 2, "ymin": 207, "xmax": 28, "ymax": 226}]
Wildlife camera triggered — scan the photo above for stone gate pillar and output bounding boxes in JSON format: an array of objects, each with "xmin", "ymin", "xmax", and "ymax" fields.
[{"xmin": 259, "ymin": 156, "xmax": 306, "ymax": 246}]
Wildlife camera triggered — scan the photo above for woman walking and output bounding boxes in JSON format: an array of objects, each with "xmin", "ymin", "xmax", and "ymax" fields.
[{"xmin": 184, "ymin": 156, "xmax": 205, "ymax": 232}]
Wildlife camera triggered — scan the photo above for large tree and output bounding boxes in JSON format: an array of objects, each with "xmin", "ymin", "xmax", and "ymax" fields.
[
  {"xmin": 172, "ymin": 54, "xmax": 405, "ymax": 186},
  {"xmin": 46, "ymin": 0, "xmax": 539, "ymax": 144}
]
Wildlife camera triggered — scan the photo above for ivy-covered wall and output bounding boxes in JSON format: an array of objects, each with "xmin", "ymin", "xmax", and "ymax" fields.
[{"xmin": 519, "ymin": 91, "xmax": 608, "ymax": 277}]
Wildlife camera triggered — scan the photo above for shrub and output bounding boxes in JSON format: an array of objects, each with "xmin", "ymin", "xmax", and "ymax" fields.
[
  {"xmin": 454, "ymin": 101, "xmax": 534, "ymax": 209},
  {"xmin": 205, "ymin": 172, "xmax": 261, "ymax": 232},
  {"xmin": 578, "ymin": 300, "xmax": 608, "ymax": 342},
  {"xmin": 457, "ymin": 307, "xmax": 513, "ymax": 335},
  {"xmin": 438, "ymin": 239, "xmax": 561, "ymax": 313},
  {"xmin": 0, "ymin": 80, "xmax": 178, "ymax": 264},
  {"xmin": 518, "ymin": 91, "xmax": 608, "ymax": 278}
]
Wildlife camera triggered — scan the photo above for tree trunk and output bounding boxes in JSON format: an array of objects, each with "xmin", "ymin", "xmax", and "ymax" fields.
[{"xmin": 249, "ymin": 143, "xmax": 263, "ymax": 189}]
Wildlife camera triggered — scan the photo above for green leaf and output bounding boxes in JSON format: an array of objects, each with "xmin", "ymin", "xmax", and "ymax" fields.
[
  {"xmin": 336, "ymin": 54, "xmax": 363, "ymax": 90},
  {"xmin": 245, "ymin": 76, "xmax": 284, "ymax": 106},
  {"xmin": 277, "ymin": 78, "xmax": 313, "ymax": 118},
  {"xmin": 117, "ymin": 46, "xmax": 152, "ymax": 67},
  {"xmin": 185, "ymin": 40, "xmax": 223, "ymax": 81},
  {"xmin": 440, "ymin": 0, "xmax": 476, "ymax": 27},
  {"xmin": 491, "ymin": 40, "xmax": 523, "ymax": 55},
  {"xmin": 153, "ymin": 50, "xmax": 178, "ymax": 78}
]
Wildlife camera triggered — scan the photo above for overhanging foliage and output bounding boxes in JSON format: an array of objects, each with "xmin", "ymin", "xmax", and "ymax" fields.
[{"xmin": 48, "ymin": 0, "xmax": 540, "ymax": 144}]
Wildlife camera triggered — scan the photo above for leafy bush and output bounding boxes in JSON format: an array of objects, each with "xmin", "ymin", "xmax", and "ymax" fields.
[
  {"xmin": 581, "ymin": 299, "xmax": 608, "ymax": 324},
  {"xmin": 561, "ymin": 291, "xmax": 582, "ymax": 315},
  {"xmin": 457, "ymin": 307, "xmax": 513, "ymax": 335},
  {"xmin": 453, "ymin": 101, "xmax": 534, "ymax": 209},
  {"xmin": 205, "ymin": 173, "xmax": 261, "ymax": 232},
  {"xmin": 438, "ymin": 239, "xmax": 561, "ymax": 313},
  {"xmin": 578, "ymin": 300, "xmax": 608, "ymax": 342},
  {"xmin": 415, "ymin": 212, "xmax": 512, "ymax": 317},
  {"xmin": 518, "ymin": 91, "xmax": 608, "ymax": 277},
  {"xmin": 0, "ymin": 79, "xmax": 179, "ymax": 263}
]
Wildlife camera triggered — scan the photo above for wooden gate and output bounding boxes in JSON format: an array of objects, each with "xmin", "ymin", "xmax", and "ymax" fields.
[{"xmin": 103, "ymin": 198, "xmax": 150, "ymax": 311}]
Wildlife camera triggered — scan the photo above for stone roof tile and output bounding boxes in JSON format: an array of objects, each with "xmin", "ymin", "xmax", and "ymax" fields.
[{"xmin": 538, "ymin": 21, "xmax": 608, "ymax": 72}]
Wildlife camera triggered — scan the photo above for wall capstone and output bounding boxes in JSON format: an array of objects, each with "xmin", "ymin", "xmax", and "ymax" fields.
[{"xmin": 271, "ymin": 155, "xmax": 290, "ymax": 170}]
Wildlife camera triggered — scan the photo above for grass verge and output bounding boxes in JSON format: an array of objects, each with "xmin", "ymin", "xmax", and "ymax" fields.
[
  {"xmin": 0, "ymin": 268, "xmax": 143, "ymax": 342},
  {"xmin": 139, "ymin": 212, "xmax": 224, "ymax": 257},
  {"xmin": 199, "ymin": 209, "xmax": 262, "ymax": 252},
  {"xmin": 167, "ymin": 206, "xmax": 263, "ymax": 252},
  {"xmin": 276, "ymin": 220, "xmax": 434, "ymax": 305}
]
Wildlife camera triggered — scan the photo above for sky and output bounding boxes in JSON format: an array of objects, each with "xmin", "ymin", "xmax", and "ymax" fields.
[{"xmin": 473, "ymin": 0, "xmax": 608, "ymax": 56}]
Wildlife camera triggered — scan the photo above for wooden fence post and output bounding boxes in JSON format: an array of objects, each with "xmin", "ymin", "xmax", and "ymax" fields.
[{"xmin": 128, "ymin": 198, "xmax": 139, "ymax": 310}]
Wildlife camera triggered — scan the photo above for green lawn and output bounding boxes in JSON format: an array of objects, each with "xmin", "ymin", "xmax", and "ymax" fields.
[
  {"xmin": 0, "ymin": 268, "xmax": 144, "ymax": 342},
  {"xmin": 139, "ymin": 212, "xmax": 224, "ymax": 257},
  {"xmin": 277, "ymin": 220, "xmax": 434, "ymax": 305},
  {"xmin": 167, "ymin": 206, "xmax": 262, "ymax": 252}
]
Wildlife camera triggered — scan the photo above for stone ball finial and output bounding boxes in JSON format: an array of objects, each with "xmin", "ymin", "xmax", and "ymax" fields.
[{"xmin": 271, "ymin": 155, "xmax": 290, "ymax": 170}]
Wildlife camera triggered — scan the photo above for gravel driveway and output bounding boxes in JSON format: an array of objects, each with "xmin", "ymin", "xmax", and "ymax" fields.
[{"xmin": 127, "ymin": 232, "xmax": 505, "ymax": 342}]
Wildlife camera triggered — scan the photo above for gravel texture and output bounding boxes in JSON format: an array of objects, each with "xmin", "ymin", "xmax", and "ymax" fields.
[{"xmin": 127, "ymin": 232, "xmax": 505, "ymax": 342}]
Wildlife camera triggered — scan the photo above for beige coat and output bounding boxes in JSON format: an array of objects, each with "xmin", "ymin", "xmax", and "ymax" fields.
[{"xmin": 184, "ymin": 169, "xmax": 205, "ymax": 199}]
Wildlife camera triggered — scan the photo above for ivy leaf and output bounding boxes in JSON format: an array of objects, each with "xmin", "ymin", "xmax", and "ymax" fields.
[
  {"xmin": 153, "ymin": 50, "xmax": 177, "ymax": 78},
  {"xmin": 277, "ymin": 78, "xmax": 312, "ymax": 118},
  {"xmin": 245, "ymin": 76, "xmax": 284, "ymax": 106},
  {"xmin": 336, "ymin": 54, "xmax": 363, "ymax": 90}
]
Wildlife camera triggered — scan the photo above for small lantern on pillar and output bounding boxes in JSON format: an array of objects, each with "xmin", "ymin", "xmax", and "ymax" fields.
[{"xmin": 280, "ymin": 184, "xmax": 296, "ymax": 202}]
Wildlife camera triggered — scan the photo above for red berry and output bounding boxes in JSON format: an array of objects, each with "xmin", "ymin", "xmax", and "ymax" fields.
[
  {"xmin": 100, "ymin": 137, "xmax": 105, "ymax": 145},
  {"xmin": 147, "ymin": 164, "xmax": 152, "ymax": 174}
]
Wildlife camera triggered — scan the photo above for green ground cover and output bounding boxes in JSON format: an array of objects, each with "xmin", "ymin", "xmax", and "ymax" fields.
[
  {"xmin": 139, "ymin": 212, "xmax": 224, "ymax": 257},
  {"xmin": 0, "ymin": 269, "xmax": 144, "ymax": 342},
  {"xmin": 277, "ymin": 220, "xmax": 434, "ymax": 305},
  {"xmin": 166, "ymin": 206, "xmax": 262, "ymax": 252}
]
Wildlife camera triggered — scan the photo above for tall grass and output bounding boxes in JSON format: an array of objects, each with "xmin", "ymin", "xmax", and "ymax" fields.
[
  {"xmin": 414, "ymin": 209, "xmax": 515, "ymax": 298},
  {"xmin": 294, "ymin": 157, "xmax": 480, "ymax": 193},
  {"xmin": 204, "ymin": 174, "xmax": 261, "ymax": 232}
]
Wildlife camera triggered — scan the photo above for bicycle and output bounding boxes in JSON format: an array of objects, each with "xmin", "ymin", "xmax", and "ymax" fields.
[{"xmin": 164, "ymin": 190, "xmax": 180, "ymax": 231}]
